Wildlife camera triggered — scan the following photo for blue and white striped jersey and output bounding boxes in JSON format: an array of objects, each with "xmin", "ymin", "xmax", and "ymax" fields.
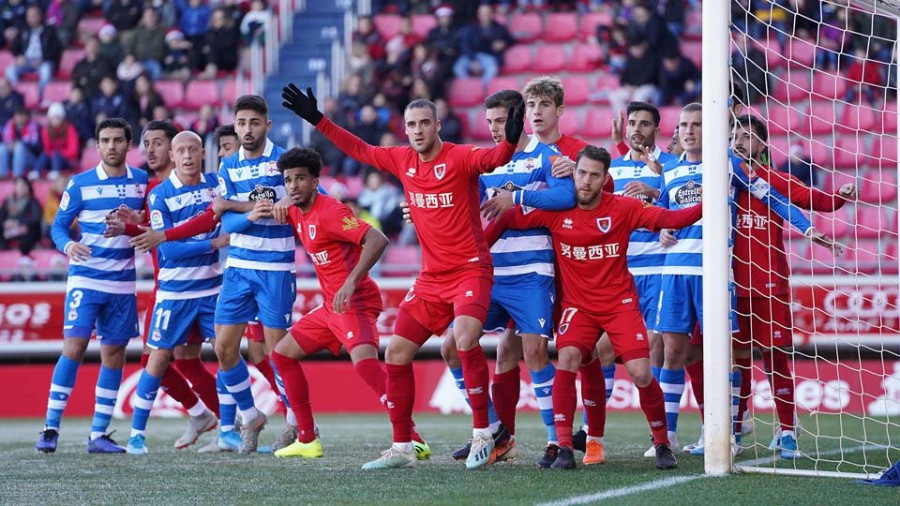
[
  {"xmin": 217, "ymin": 138, "xmax": 294, "ymax": 271},
  {"xmin": 610, "ymin": 146, "xmax": 676, "ymax": 276},
  {"xmin": 149, "ymin": 171, "xmax": 222, "ymax": 301},
  {"xmin": 51, "ymin": 164, "xmax": 149, "ymax": 294},
  {"xmin": 480, "ymin": 137, "xmax": 575, "ymax": 282},
  {"xmin": 657, "ymin": 152, "xmax": 813, "ymax": 276}
]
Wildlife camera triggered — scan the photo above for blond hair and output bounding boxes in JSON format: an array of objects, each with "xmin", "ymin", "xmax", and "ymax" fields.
[{"xmin": 523, "ymin": 76, "xmax": 565, "ymax": 107}]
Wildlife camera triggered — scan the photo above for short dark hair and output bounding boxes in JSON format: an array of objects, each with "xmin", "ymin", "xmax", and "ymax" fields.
[
  {"xmin": 485, "ymin": 89, "xmax": 523, "ymax": 111},
  {"xmin": 234, "ymin": 95, "xmax": 268, "ymax": 116},
  {"xmin": 576, "ymin": 145, "xmax": 611, "ymax": 173},
  {"xmin": 404, "ymin": 98, "xmax": 437, "ymax": 118},
  {"xmin": 95, "ymin": 117, "xmax": 133, "ymax": 143},
  {"xmin": 626, "ymin": 101, "xmax": 660, "ymax": 127},
  {"xmin": 214, "ymin": 124, "xmax": 237, "ymax": 142},
  {"xmin": 142, "ymin": 120, "xmax": 179, "ymax": 141},
  {"xmin": 277, "ymin": 147, "xmax": 322, "ymax": 178},
  {"xmin": 735, "ymin": 114, "xmax": 768, "ymax": 142}
]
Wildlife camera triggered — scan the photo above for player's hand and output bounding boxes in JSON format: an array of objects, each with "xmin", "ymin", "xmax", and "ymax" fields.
[
  {"xmin": 659, "ymin": 228, "xmax": 677, "ymax": 247},
  {"xmin": 115, "ymin": 204, "xmax": 143, "ymax": 224},
  {"xmin": 248, "ymin": 199, "xmax": 274, "ymax": 222},
  {"xmin": 282, "ymin": 83, "xmax": 324, "ymax": 125},
  {"xmin": 64, "ymin": 242, "xmax": 91, "ymax": 262},
  {"xmin": 400, "ymin": 201, "xmax": 413, "ymax": 224},
  {"xmin": 130, "ymin": 225, "xmax": 166, "ymax": 252},
  {"xmin": 212, "ymin": 196, "xmax": 229, "ymax": 219},
  {"xmin": 272, "ymin": 195, "xmax": 291, "ymax": 224},
  {"xmin": 481, "ymin": 191, "xmax": 515, "ymax": 221},
  {"xmin": 333, "ymin": 279, "xmax": 356, "ymax": 314},
  {"xmin": 808, "ymin": 227, "xmax": 844, "ymax": 257},
  {"xmin": 550, "ymin": 155, "xmax": 576, "ymax": 178},
  {"xmin": 612, "ymin": 110, "xmax": 624, "ymax": 144},
  {"xmin": 504, "ymin": 104, "xmax": 525, "ymax": 145},
  {"xmin": 623, "ymin": 181, "xmax": 660, "ymax": 201},
  {"xmin": 211, "ymin": 232, "xmax": 230, "ymax": 250},
  {"xmin": 634, "ymin": 145, "xmax": 663, "ymax": 174},
  {"xmin": 104, "ymin": 212, "xmax": 125, "ymax": 237},
  {"xmin": 838, "ymin": 183, "xmax": 858, "ymax": 201}
]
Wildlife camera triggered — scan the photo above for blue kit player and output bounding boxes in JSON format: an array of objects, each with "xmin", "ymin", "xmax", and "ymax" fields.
[{"xmin": 37, "ymin": 118, "xmax": 148, "ymax": 453}]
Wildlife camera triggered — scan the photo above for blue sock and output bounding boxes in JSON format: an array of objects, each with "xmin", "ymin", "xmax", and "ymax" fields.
[
  {"xmin": 269, "ymin": 359, "xmax": 292, "ymax": 409},
  {"xmin": 216, "ymin": 373, "xmax": 237, "ymax": 432},
  {"xmin": 659, "ymin": 368, "xmax": 686, "ymax": 434},
  {"xmin": 45, "ymin": 354, "xmax": 79, "ymax": 430},
  {"xmin": 602, "ymin": 364, "xmax": 617, "ymax": 399},
  {"xmin": 91, "ymin": 365, "xmax": 123, "ymax": 439},
  {"xmin": 651, "ymin": 366, "xmax": 662, "ymax": 383},
  {"xmin": 130, "ymin": 371, "xmax": 161, "ymax": 436},
  {"xmin": 530, "ymin": 363, "xmax": 557, "ymax": 443},
  {"xmin": 731, "ymin": 370, "xmax": 742, "ymax": 443},
  {"xmin": 449, "ymin": 366, "xmax": 499, "ymax": 426},
  {"xmin": 219, "ymin": 359, "xmax": 258, "ymax": 421}
]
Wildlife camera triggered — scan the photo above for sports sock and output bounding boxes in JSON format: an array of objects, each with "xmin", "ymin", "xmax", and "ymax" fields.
[
  {"xmin": 580, "ymin": 360, "xmax": 607, "ymax": 438},
  {"xmin": 492, "ymin": 365, "xmax": 520, "ymax": 436},
  {"xmin": 730, "ymin": 369, "xmax": 742, "ymax": 440},
  {"xmin": 686, "ymin": 360, "xmax": 704, "ymax": 421},
  {"xmin": 251, "ymin": 355, "xmax": 279, "ymax": 391},
  {"xmin": 764, "ymin": 349, "xmax": 796, "ymax": 432},
  {"xmin": 450, "ymin": 366, "xmax": 500, "ymax": 431},
  {"xmin": 530, "ymin": 363, "xmax": 557, "ymax": 443},
  {"xmin": 353, "ymin": 357, "xmax": 387, "ymax": 404},
  {"xmin": 216, "ymin": 373, "xmax": 237, "ymax": 432},
  {"xmin": 458, "ymin": 346, "xmax": 491, "ymax": 429},
  {"xmin": 651, "ymin": 365, "xmax": 662, "ymax": 383},
  {"xmin": 130, "ymin": 371, "xmax": 162, "ymax": 437},
  {"xmin": 271, "ymin": 352, "xmax": 315, "ymax": 443},
  {"xmin": 637, "ymin": 379, "xmax": 669, "ymax": 446},
  {"xmin": 218, "ymin": 359, "xmax": 258, "ymax": 422},
  {"xmin": 386, "ymin": 363, "xmax": 414, "ymax": 443},
  {"xmin": 45, "ymin": 354, "xmax": 79, "ymax": 430},
  {"xmin": 659, "ymin": 368, "xmax": 685, "ymax": 434},
  {"xmin": 552, "ymin": 369, "xmax": 578, "ymax": 449},
  {"xmin": 602, "ymin": 364, "xmax": 616, "ymax": 399},
  {"xmin": 269, "ymin": 359, "xmax": 293, "ymax": 414},
  {"xmin": 91, "ymin": 365, "xmax": 123, "ymax": 440},
  {"xmin": 734, "ymin": 356, "xmax": 752, "ymax": 434},
  {"xmin": 174, "ymin": 358, "xmax": 219, "ymax": 416},
  {"xmin": 142, "ymin": 353, "xmax": 199, "ymax": 412}
]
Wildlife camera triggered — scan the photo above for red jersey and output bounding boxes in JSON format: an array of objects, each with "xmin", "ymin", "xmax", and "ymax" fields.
[
  {"xmin": 555, "ymin": 133, "xmax": 615, "ymax": 193},
  {"xmin": 287, "ymin": 194, "xmax": 381, "ymax": 310},
  {"xmin": 733, "ymin": 163, "xmax": 846, "ymax": 297},
  {"xmin": 486, "ymin": 194, "xmax": 702, "ymax": 313},
  {"xmin": 317, "ymin": 117, "xmax": 516, "ymax": 275}
]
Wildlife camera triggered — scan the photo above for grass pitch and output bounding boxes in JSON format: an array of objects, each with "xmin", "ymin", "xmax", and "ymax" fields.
[{"xmin": 1, "ymin": 413, "xmax": 897, "ymax": 505}]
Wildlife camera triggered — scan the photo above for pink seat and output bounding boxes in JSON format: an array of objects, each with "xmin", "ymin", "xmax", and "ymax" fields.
[
  {"xmin": 221, "ymin": 79, "xmax": 238, "ymax": 106},
  {"xmin": 839, "ymin": 104, "xmax": 877, "ymax": 133},
  {"xmin": 680, "ymin": 41, "xmax": 702, "ymax": 67},
  {"xmin": 411, "ymin": 14, "xmax": 436, "ymax": 38},
  {"xmin": 873, "ymin": 136, "xmax": 898, "ymax": 166},
  {"xmin": 80, "ymin": 149, "xmax": 100, "ymax": 170},
  {"xmin": 884, "ymin": 241, "xmax": 899, "ymax": 274},
  {"xmin": 590, "ymin": 74, "xmax": 620, "ymax": 104},
  {"xmin": 17, "ymin": 82, "xmax": 38, "ymax": 109},
  {"xmin": 77, "ymin": 17, "xmax": 105, "ymax": 37},
  {"xmin": 155, "ymin": 80, "xmax": 184, "ymax": 108},
  {"xmin": 42, "ymin": 81, "xmax": 72, "ymax": 106},
  {"xmin": 183, "ymin": 80, "xmax": 219, "ymax": 109},
  {"xmin": 580, "ymin": 12, "xmax": 613, "ymax": 40},
  {"xmin": 531, "ymin": 44, "xmax": 567, "ymax": 73},
  {"xmin": 766, "ymin": 105, "xmax": 801, "ymax": 135},
  {"xmin": 809, "ymin": 138, "xmax": 832, "ymax": 169},
  {"xmin": 31, "ymin": 180, "xmax": 52, "ymax": 207},
  {"xmin": 344, "ymin": 176, "xmax": 364, "ymax": 199},
  {"xmin": 803, "ymin": 102, "xmax": 837, "ymax": 135},
  {"xmin": 878, "ymin": 103, "xmax": 897, "ymax": 133},
  {"xmin": 570, "ymin": 43, "xmax": 602, "ymax": 72},
  {"xmin": 765, "ymin": 39, "xmax": 789, "ymax": 70},
  {"xmin": 787, "ymin": 37, "xmax": 816, "ymax": 67},
  {"xmin": 31, "ymin": 249, "xmax": 68, "ymax": 273},
  {"xmin": 373, "ymin": 14, "xmax": 400, "ymax": 40},
  {"xmin": 447, "ymin": 78, "xmax": 485, "ymax": 108},
  {"xmin": 501, "ymin": 45, "xmax": 533, "ymax": 74},
  {"xmin": 855, "ymin": 205, "xmax": 890, "ymax": 239},
  {"xmin": 846, "ymin": 242, "xmax": 880, "ymax": 274},
  {"xmin": 486, "ymin": 76, "xmax": 520, "ymax": 97},
  {"xmin": 811, "ymin": 71, "xmax": 846, "ymax": 100},
  {"xmin": 859, "ymin": 170, "xmax": 898, "ymax": 204},
  {"xmin": 0, "ymin": 180, "xmax": 13, "ymax": 204},
  {"xmin": 774, "ymin": 71, "xmax": 809, "ymax": 102},
  {"xmin": 508, "ymin": 13, "xmax": 543, "ymax": 43},
  {"xmin": 58, "ymin": 50, "xmax": 84, "ymax": 79},
  {"xmin": 382, "ymin": 245, "xmax": 421, "ymax": 277},
  {"xmin": 659, "ymin": 106, "xmax": 682, "ymax": 133},
  {"xmin": 683, "ymin": 9, "xmax": 703, "ymax": 40},
  {"xmin": 544, "ymin": 13, "xmax": 578, "ymax": 43},
  {"xmin": 562, "ymin": 76, "xmax": 590, "ymax": 105},
  {"xmin": 0, "ymin": 51, "xmax": 13, "ymax": 72},
  {"xmin": 557, "ymin": 111, "xmax": 582, "ymax": 137},
  {"xmin": 766, "ymin": 137, "xmax": 791, "ymax": 167},
  {"xmin": 582, "ymin": 108, "xmax": 613, "ymax": 138},
  {"xmin": 812, "ymin": 208, "xmax": 850, "ymax": 239},
  {"xmin": 823, "ymin": 170, "xmax": 857, "ymax": 194},
  {"xmin": 0, "ymin": 250, "xmax": 22, "ymax": 278},
  {"xmin": 807, "ymin": 240, "xmax": 839, "ymax": 274},
  {"xmin": 834, "ymin": 136, "xmax": 869, "ymax": 169},
  {"xmin": 126, "ymin": 148, "xmax": 144, "ymax": 168},
  {"xmin": 470, "ymin": 115, "xmax": 493, "ymax": 142}
]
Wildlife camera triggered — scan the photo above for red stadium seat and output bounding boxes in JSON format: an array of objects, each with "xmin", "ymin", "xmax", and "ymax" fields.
[
  {"xmin": 763, "ymin": 39, "xmax": 788, "ymax": 70},
  {"xmin": 582, "ymin": 108, "xmax": 613, "ymax": 138},
  {"xmin": 680, "ymin": 41, "xmax": 702, "ymax": 67},
  {"xmin": 859, "ymin": 170, "xmax": 898, "ymax": 204},
  {"xmin": 785, "ymin": 239, "xmax": 808, "ymax": 272},
  {"xmin": 811, "ymin": 71, "xmax": 847, "ymax": 101},
  {"xmin": 126, "ymin": 148, "xmax": 144, "ymax": 168},
  {"xmin": 807, "ymin": 239, "xmax": 839, "ymax": 274},
  {"xmin": 487, "ymin": 76, "xmax": 520, "ymax": 97},
  {"xmin": 183, "ymin": 80, "xmax": 220, "ymax": 109},
  {"xmin": 221, "ymin": 79, "xmax": 238, "ymax": 107},
  {"xmin": 823, "ymin": 169, "xmax": 857, "ymax": 194},
  {"xmin": 569, "ymin": 43, "xmax": 602, "ymax": 72},
  {"xmin": 411, "ymin": 14, "xmax": 436, "ymax": 38},
  {"xmin": 77, "ymin": 17, "xmax": 105, "ymax": 37},
  {"xmin": 803, "ymin": 103, "xmax": 837, "ymax": 135},
  {"xmin": 447, "ymin": 78, "xmax": 485, "ymax": 108},
  {"xmin": 544, "ymin": 13, "xmax": 578, "ymax": 43},
  {"xmin": 0, "ymin": 250, "xmax": 21, "ymax": 279},
  {"xmin": 0, "ymin": 51, "xmax": 12, "ymax": 72},
  {"xmin": 155, "ymin": 80, "xmax": 184, "ymax": 108},
  {"xmin": 884, "ymin": 241, "xmax": 899, "ymax": 274},
  {"xmin": 833, "ymin": 136, "xmax": 866, "ymax": 169},
  {"xmin": 58, "ymin": 50, "xmax": 84, "ymax": 79},
  {"xmin": 373, "ymin": 14, "xmax": 400, "ymax": 40},
  {"xmin": 774, "ymin": 71, "xmax": 810, "ymax": 102},
  {"xmin": 41, "ymin": 81, "xmax": 72, "ymax": 107},
  {"xmin": 813, "ymin": 208, "xmax": 850, "ymax": 239},
  {"xmin": 766, "ymin": 105, "xmax": 802, "ymax": 135},
  {"xmin": 873, "ymin": 136, "xmax": 898, "ymax": 167},
  {"xmin": 557, "ymin": 110, "xmax": 582, "ymax": 137},
  {"xmin": 855, "ymin": 205, "xmax": 890, "ymax": 239},
  {"xmin": 809, "ymin": 138, "xmax": 832, "ymax": 169},
  {"xmin": 0, "ymin": 180, "xmax": 12, "ymax": 203},
  {"xmin": 562, "ymin": 76, "xmax": 590, "ymax": 106},
  {"xmin": 17, "ymin": 82, "xmax": 38, "ymax": 109},
  {"xmin": 787, "ymin": 37, "xmax": 816, "ymax": 68},
  {"xmin": 766, "ymin": 137, "xmax": 791, "ymax": 167},
  {"xmin": 508, "ymin": 13, "xmax": 543, "ymax": 43},
  {"xmin": 878, "ymin": 103, "xmax": 897, "ymax": 133},
  {"xmin": 382, "ymin": 245, "xmax": 421, "ymax": 277},
  {"xmin": 32, "ymin": 249, "xmax": 68, "ymax": 274},
  {"xmin": 470, "ymin": 113, "xmax": 493, "ymax": 142},
  {"xmin": 839, "ymin": 104, "xmax": 877, "ymax": 133},
  {"xmin": 579, "ymin": 11, "xmax": 613, "ymax": 40},
  {"xmin": 344, "ymin": 176, "xmax": 364, "ymax": 199},
  {"xmin": 659, "ymin": 106, "xmax": 682, "ymax": 134},
  {"xmin": 81, "ymin": 149, "xmax": 100, "ymax": 170},
  {"xmin": 531, "ymin": 44, "xmax": 567, "ymax": 74},
  {"xmin": 846, "ymin": 242, "xmax": 880, "ymax": 274},
  {"xmin": 501, "ymin": 45, "xmax": 533, "ymax": 74},
  {"xmin": 31, "ymin": 180, "xmax": 52, "ymax": 207}
]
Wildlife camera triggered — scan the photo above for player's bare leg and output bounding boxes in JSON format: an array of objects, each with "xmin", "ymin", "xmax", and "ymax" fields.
[
  {"xmin": 623, "ymin": 356, "xmax": 676, "ymax": 469},
  {"xmin": 453, "ymin": 315, "xmax": 496, "ymax": 470},
  {"xmin": 214, "ymin": 322, "xmax": 266, "ymax": 454},
  {"xmin": 171, "ymin": 343, "xmax": 218, "ymax": 449},
  {"xmin": 262, "ymin": 325, "xmax": 299, "ymax": 450}
]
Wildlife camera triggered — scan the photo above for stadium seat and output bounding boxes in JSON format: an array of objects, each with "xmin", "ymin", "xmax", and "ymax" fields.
[
  {"xmin": 811, "ymin": 71, "xmax": 847, "ymax": 101},
  {"xmin": 31, "ymin": 249, "xmax": 68, "ymax": 275},
  {"xmin": 590, "ymin": 74, "xmax": 620, "ymax": 104},
  {"xmin": 32, "ymin": 180, "xmax": 52, "ymax": 207},
  {"xmin": 558, "ymin": 110, "xmax": 582, "ymax": 137},
  {"xmin": 486, "ymin": 76, "xmax": 520, "ymax": 97},
  {"xmin": 155, "ymin": 80, "xmax": 184, "ymax": 108},
  {"xmin": 582, "ymin": 108, "xmax": 613, "ymax": 139},
  {"xmin": 508, "ymin": 12, "xmax": 543, "ymax": 43},
  {"xmin": 683, "ymin": 9, "xmax": 703, "ymax": 40},
  {"xmin": 411, "ymin": 14, "xmax": 436, "ymax": 38},
  {"xmin": 501, "ymin": 45, "xmax": 533, "ymax": 74},
  {"xmin": 344, "ymin": 176, "xmax": 364, "ymax": 199},
  {"xmin": 855, "ymin": 205, "xmax": 890, "ymax": 239},
  {"xmin": 221, "ymin": 79, "xmax": 238, "ymax": 107},
  {"xmin": 126, "ymin": 148, "xmax": 144, "ymax": 168},
  {"xmin": 17, "ymin": 82, "xmax": 39, "ymax": 109},
  {"xmin": 42, "ymin": 81, "xmax": 72, "ymax": 106},
  {"xmin": 839, "ymin": 104, "xmax": 877, "ymax": 133},
  {"xmin": 373, "ymin": 14, "xmax": 401, "ymax": 40},
  {"xmin": 81, "ymin": 148, "xmax": 101, "ymax": 170},
  {"xmin": 579, "ymin": 11, "xmax": 613, "ymax": 40},
  {"xmin": 0, "ymin": 51, "xmax": 12, "ymax": 72},
  {"xmin": 58, "ymin": 50, "xmax": 84, "ymax": 79},
  {"xmin": 813, "ymin": 208, "xmax": 850, "ymax": 239},
  {"xmin": 569, "ymin": 43, "xmax": 602, "ymax": 72},
  {"xmin": 766, "ymin": 137, "xmax": 791, "ymax": 167},
  {"xmin": 773, "ymin": 70, "xmax": 810, "ymax": 102},
  {"xmin": 846, "ymin": 241, "xmax": 880, "ymax": 275},
  {"xmin": 447, "ymin": 78, "xmax": 485, "ymax": 108},
  {"xmin": 839, "ymin": 136, "xmax": 880, "ymax": 168},
  {"xmin": 562, "ymin": 76, "xmax": 590, "ymax": 105},
  {"xmin": 859, "ymin": 170, "xmax": 898, "ymax": 204},
  {"xmin": 381, "ymin": 245, "xmax": 421, "ymax": 277},
  {"xmin": 531, "ymin": 44, "xmax": 567, "ymax": 74},
  {"xmin": 77, "ymin": 17, "xmax": 105, "ymax": 37},
  {"xmin": 470, "ymin": 113, "xmax": 493, "ymax": 141},
  {"xmin": 878, "ymin": 102, "xmax": 897, "ymax": 133},
  {"xmin": 766, "ymin": 105, "xmax": 802, "ymax": 135},
  {"xmin": 786, "ymin": 37, "xmax": 816, "ymax": 68},
  {"xmin": 0, "ymin": 250, "xmax": 21, "ymax": 280},
  {"xmin": 823, "ymin": 169, "xmax": 857, "ymax": 195},
  {"xmin": 544, "ymin": 13, "xmax": 578, "ymax": 43},
  {"xmin": 183, "ymin": 80, "xmax": 220, "ymax": 110},
  {"xmin": 803, "ymin": 102, "xmax": 837, "ymax": 135},
  {"xmin": 659, "ymin": 106, "xmax": 682, "ymax": 133},
  {"xmin": 884, "ymin": 241, "xmax": 899, "ymax": 274},
  {"xmin": 763, "ymin": 38, "xmax": 788, "ymax": 69},
  {"xmin": 680, "ymin": 41, "xmax": 702, "ymax": 67},
  {"xmin": 807, "ymin": 239, "xmax": 840, "ymax": 274},
  {"xmin": 874, "ymin": 136, "xmax": 898, "ymax": 168},
  {"xmin": 0, "ymin": 180, "xmax": 12, "ymax": 203}
]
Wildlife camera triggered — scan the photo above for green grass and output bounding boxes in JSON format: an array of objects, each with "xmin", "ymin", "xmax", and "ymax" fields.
[{"xmin": 1, "ymin": 413, "xmax": 897, "ymax": 505}]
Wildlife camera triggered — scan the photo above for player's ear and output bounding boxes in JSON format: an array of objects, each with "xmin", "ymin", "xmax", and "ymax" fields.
[
  {"xmin": 266, "ymin": 118, "xmax": 272, "ymax": 133},
  {"xmin": 169, "ymin": 149, "xmax": 174, "ymax": 164},
  {"xmin": 436, "ymin": 118, "xmax": 442, "ymax": 133},
  {"xmin": 556, "ymin": 104, "xmax": 565, "ymax": 117}
]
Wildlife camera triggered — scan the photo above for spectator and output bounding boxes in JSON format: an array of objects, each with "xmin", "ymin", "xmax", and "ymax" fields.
[
  {"xmin": 385, "ymin": 16, "xmax": 421, "ymax": 63},
  {"xmin": 844, "ymin": 47, "xmax": 883, "ymax": 105},
  {"xmin": 0, "ymin": 0, "xmax": 28, "ymax": 45},
  {"xmin": 0, "ymin": 176, "xmax": 42, "ymax": 255},
  {"xmin": 731, "ymin": 32, "xmax": 769, "ymax": 104},
  {"xmin": 658, "ymin": 0, "xmax": 687, "ymax": 38},
  {"xmin": 42, "ymin": 174, "xmax": 70, "ymax": 236},
  {"xmin": 657, "ymin": 50, "xmax": 701, "ymax": 106},
  {"xmin": 780, "ymin": 143, "xmax": 818, "ymax": 188},
  {"xmin": 191, "ymin": 104, "xmax": 219, "ymax": 143},
  {"xmin": 98, "ymin": 24, "xmax": 125, "ymax": 65},
  {"xmin": 200, "ymin": 7, "xmax": 240, "ymax": 77},
  {"xmin": 358, "ymin": 170, "xmax": 402, "ymax": 233},
  {"xmin": 425, "ymin": 6, "xmax": 459, "ymax": 95},
  {"xmin": 6, "ymin": 6, "xmax": 62, "ymax": 99},
  {"xmin": 72, "ymin": 37, "xmax": 114, "ymax": 97},
  {"xmin": 611, "ymin": 41, "xmax": 659, "ymax": 114},
  {"xmin": 344, "ymin": 197, "xmax": 381, "ymax": 232},
  {"xmin": 337, "ymin": 74, "xmax": 368, "ymax": 117},
  {"xmin": 814, "ymin": 6, "xmax": 850, "ymax": 70},
  {"xmin": 408, "ymin": 77, "xmax": 431, "ymax": 102},
  {"xmin": 310, "ymin": 97, "xmax": 346, "ymax": 173},
  {"xmin": 46, "ymin": 0, "xmax": 81, "ymax": 47},
  {"xmin": 124, "ymin": 8, "xmax": 168, "ymax": 81},
  {"xmin": 408, "ymin": 43, "xmax": 441, "ymax": 98},
  {"xmin": 0, "ymin": 108, "xmax": 42, "ymax": 179},
  {"xmin": 64, "ymin": 87, "xmax": 94, "ymax": 145},
  {"xmin": 371, "ymin": 93, "xmax": 392, "ymax": 127},
  {"xmin": 344, "ymin": 104, "xmax": 386, "ymax": 176},
  {"xmin": 36, "ymin": 103, "xmax": 79, "ymax": 178},
  {"xmin": 218, "ymin": 0, "xmax": 245, "ymax": 27},
  {"xmin": 91, "ymin": 76, "xmax": 128, "ymax": 125},
  {"xmin": 435, "ymin": 98, "xmax": 462, "ymax": 144},
  {"xmin": 353, "ymin": 15, "xmax": 386, "ymax": 61},
  {"xmin": 0, "ymin": 78, "xmax": 24, "ymax": 128},
  {"xmin": 163, "ymin": 29, "xmax": 193, "ymax": 80},
  {"xmin": 130, "ymin": 73, "xmax": 166, "ymax": 132},
  {"xmin": 105, "ymin": 0, "xmax": 144, "ymax": 35},
  {"xmin": 348, "ymin": 41, "xmax": 375, "ymax": 84},
  {"xmin": 453, "ymin": 4, "xmax": 515, "ymax": 86},
  {"xmin": 117, "ymin": 53, "xmax": 146, "ymax": 93},
  {"xmin": 177, "ymin": 0, "xmax": 212, "ymax": 53},
  {"xmin": 627, "ymin": 1, "xmax": 676, "ymax": 54},
  {"xmin": 152, "ymin": 104, "xmax": 172, "ymax": 122},
  {"xmin": 240, "ymin": 0, "xmax": 270, "ymax": 44},
  {"xmin": 752, "ymin": 0, "xmax": 792, "ymax": 49}
]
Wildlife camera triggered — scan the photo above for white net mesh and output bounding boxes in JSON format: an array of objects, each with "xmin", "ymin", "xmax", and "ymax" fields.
[{"xmin": 729, "ymin": 0, "xmax": 899, "ymax": 478}]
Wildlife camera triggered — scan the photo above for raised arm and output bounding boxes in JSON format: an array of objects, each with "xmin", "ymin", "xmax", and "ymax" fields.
[
  {"xmin": 756, "ymin": 165, "xmax": 849, "ymax": 212},
  {"xmin": 634, "ymin": 200, "xmax": 703, "ymax": 232},
  {"xmin": 731, "ymin": 158, "xmax": 813, "ymax": 235},
  {"xmin": 466, "ymin": 105, "xmax": 523, "ymax": 174}
]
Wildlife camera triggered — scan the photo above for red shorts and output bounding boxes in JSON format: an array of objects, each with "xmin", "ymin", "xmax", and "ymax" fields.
[
  {"xmin": 393, "ymin": 267, "xmax": 493, "ymax": 346},
  {"xmin": 144, "ymin": 292, "xmax": 203, "ymax": 345},
  {"xmin": 689, "ymin": 322, "xmax": 702, "ymax": 347},
  {"xmin": 290, "ymin": 305, "xmax": 380, "ymax": 356},
  {"xmin": 556, "ymin": 305, "xmax": 650, "ymax": 364},
  {"xmin": 245, "ymin": 320, "xmax": 265, "ymax": 343},
  {"xmin": 734, "ymin": 295, "xmax": 793, "ymax": 349}
]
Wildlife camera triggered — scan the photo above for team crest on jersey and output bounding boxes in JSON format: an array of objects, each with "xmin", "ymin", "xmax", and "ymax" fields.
[
  {"xmin": 434, "ymin": 163, "xmax": 446, "ymax": 180},
  {"xmin": 596, "ymin": 217, "xmax": 612, "ymax": 233},
  {"xmin": 249, "ymin": 184, "xmax": 276, "ymax": 202},
  {"xmin": 524, "ymin": 157, "xmax": 536, "ymax": 170},
  {"xmin": 558, "ymin": 323, "xmax": 569, "ymax": 334},
  {"xmin": 308, "ymin": 225, "xmax": 316, "ymax": 240}
]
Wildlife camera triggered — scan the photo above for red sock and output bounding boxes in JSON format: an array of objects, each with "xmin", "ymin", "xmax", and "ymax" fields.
[
  {"xmin": 386, "ymin": 363, "xmax": 415, "ymax": 442},
  {"xmin": 491, "ymin": 365, "xmax": 520, "ymax": 436},
  {"xmin": 142, "ymin": 353, "xmax": 200, "ymax": 410},
  {"xmin": 580, "ymin": 360, "xmax": 607, "ymax": 438},
  {"xmin": 553, "ymin": 369, "xmax": 578, "ymax": 449},
  {"xmin": 458, "ymin": 346, "xmax": 491, "ymax": 429},
  {"xmin": 763, "ymin": 349, "xmax": 796, "ymax": 432},
  {"xmin": 271, "ymin": 351, "xmax": 316, "ymax": 443},
  {"xmin": 734, "ymin": 356, "xmax": 752, "ymax": 434},
  {"xmin": 686, "ymin": 360, "xmax": 704, "ymax": 422},
  {"xmin": 174, "ymin": 358, "xmax": 219, "ymax": 417},
  {"xmin": 251, "ymin": 355, "xmax": 279, "ymax": 392},
  {"xmin": 637, "ymin": 379, "xmax": 669, "ymax": 446},
  {"xmin": 354, "ymin": 357, "xmax": 387, "ymax": 404}
]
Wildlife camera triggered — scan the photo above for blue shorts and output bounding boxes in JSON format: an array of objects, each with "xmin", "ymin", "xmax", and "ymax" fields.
[
  {"xmin": 215, "ymin": 267, "xmax": 296, "ymax": 329},
  {"xmin": 656, "ymin": 274, "xmax": 738, "ymax": 335},
  {"xmin": 63, "ymin": 288, "xmax": 138, "ymax": 345},
  {"xmin": 633, "ymin": 274, "xmax": 661, "ymax": 333},
  {"xmin": 148, "ymin": 294, "xmax": 217, "ymax": 350},
  {"xmin": 484, "ymin": 276, "xmax": 555, "ymax": 337}
]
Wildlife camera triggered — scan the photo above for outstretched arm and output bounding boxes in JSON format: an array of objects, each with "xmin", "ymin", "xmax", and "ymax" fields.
[
  {"xmin": 731, "ymin": 158, "xmax": 813, "ymax": 234},
  {"xmin": 755, "ymin": 165, "xmax": 850, "ymax": 212}
]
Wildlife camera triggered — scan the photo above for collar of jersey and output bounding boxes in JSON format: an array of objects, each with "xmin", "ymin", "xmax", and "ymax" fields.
[
  {"xmin": 169, "ymin": 170, "xmax": 207, "ymax": 189},
  {"xmin": 239, "ymin": 138, "xmax": 274, "ymax": 162},
  {"xmin": 95, "ymin": 163, "xmax": 134, "ymax": 180}
]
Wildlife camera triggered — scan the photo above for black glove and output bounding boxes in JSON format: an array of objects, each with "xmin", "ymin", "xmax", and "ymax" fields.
[
  {"xmin": 281, "ymin": 83, "xmax": 324, "ymax": 125},
  {"xmin": 504, "ymin": 104, "xmax": 525, "ymax": 145}
]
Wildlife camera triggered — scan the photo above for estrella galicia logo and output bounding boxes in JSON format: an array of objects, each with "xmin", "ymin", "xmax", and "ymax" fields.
[
  {"xmin": 249, "ymin": 184, "xmax": 276, "ymax": 202},
  {"xmin": 674, "ymin": 180, "xmax": 702, "ymax": 207}
]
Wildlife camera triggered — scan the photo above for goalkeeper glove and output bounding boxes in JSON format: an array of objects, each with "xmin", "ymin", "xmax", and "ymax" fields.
[
  {"xmin": 281, "ymin": 83, "xmax": 324, "ymax": 125},
  {"xmin": 504, "ymin": 104, "xmax": 525, "ymax": 146}
]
